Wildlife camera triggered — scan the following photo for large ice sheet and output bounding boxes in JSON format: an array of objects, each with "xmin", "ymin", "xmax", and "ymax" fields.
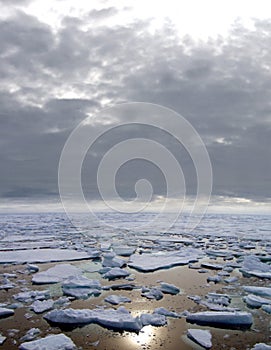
[
  {"xmin": 0, "ymin": 249, "xmax": 93, "ymax": 263},
  {"xmin": 44, "ymin": 306, "xmax": 143, "ymax": 332},
  {"xmin": 128, "ymin": 248, "xmax": 200, "ymax": 272}
]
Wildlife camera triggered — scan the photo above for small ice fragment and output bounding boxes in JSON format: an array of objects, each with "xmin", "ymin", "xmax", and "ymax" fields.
[
  {"xmin": 201, "ymin": 262, "xmax": 223, "ymax": 270},
  {"xmin": 243, "ymin": 286, "xmax": 271, "ymax": 298},
  {"xmin": 154, "ymin": 307, "xmax": 179, "ymax": 318},
  {"xmin": 20, "ymin": 328, "xmax": 41, "ymax": 342},
  {"xmin": 142, "ymin": 287, "xmax": 163, "ymax": 300},
  {"xmin": 0, "ymin": 307, "xmax": 14, "ymax": 318},
  {"xmin": 103, "ymin": 267, "xmax": 130, "ymax": 280},
  {"xmin": 102, "ymin": 253, "xmax": 126, "ymax": 268},
  {"xmin": 187, "ymin": 329, "xmax": 212, "ymax": 349},
  {"xmin": 224, "ymin": 276, "xmax": 238, "ymax": 283},
  {"xmin": 251, "ymin": 344, "xmax": 271, "ymax": 350},
  {"xmin": 27, "ymin": 264, "xmax": 39, "ymax": 273},
  {"xmin": 0, "ymin": 334, "xmax": 6, "ymax": 345},
  {"xmin": 113, "ymin": 246, "xmax": 136, "ymax": 257},
  {"xmin": 31, "ymin": 299, "xmax": 54, "ymax": 314},
  {"xmin": 104, "ymin": 295, "xmax": 131, "ymax": 305},
  {"xmin": 19, "ymin": 333, "xmax": 76, "ymax": 350},
  {"xmin": 160, "ymin": 282, "xmax": 180, "ymax": 295}
]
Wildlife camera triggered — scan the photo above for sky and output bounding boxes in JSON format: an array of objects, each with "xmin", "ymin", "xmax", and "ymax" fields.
[{"xmin": 0, "ymin": 0, "xmax": 271, "ymax": 213}]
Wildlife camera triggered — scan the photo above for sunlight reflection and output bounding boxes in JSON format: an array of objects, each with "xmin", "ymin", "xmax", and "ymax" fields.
[{"xmin": 128, "ymin": 325, "xmax": 154, "ymax": 346}]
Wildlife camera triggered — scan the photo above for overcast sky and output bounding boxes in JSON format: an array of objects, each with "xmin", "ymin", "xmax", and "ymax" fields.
[{"xmin": 0, "ymin": 0, "xmax": 271, "ymax": 212}]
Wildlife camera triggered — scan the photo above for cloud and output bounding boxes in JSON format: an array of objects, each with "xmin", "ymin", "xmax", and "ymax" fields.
[{"xmin": 0, "ymin": 9, "xmax": 270, "ymax": 208}]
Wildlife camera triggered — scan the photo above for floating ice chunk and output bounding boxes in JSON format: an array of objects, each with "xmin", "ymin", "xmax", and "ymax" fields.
[
  {"xmin": 19, "ymin": 333, "xmax": 76, "ymax": 350},
  {"xmin": 113, "ymin": 246, "xmax": 136, "ymax": 257},
  {"xmin": 103, "ymin": 267, "xmax": 130, "ymax": 280},
  {"xmin": 142, "ymin": 287, "xmax": 163, "ymax": 300},
  {"xmin": 104, "ymin": 295, "xmax": 131, "ymax": 305},
  {"xmin": 0, "ymin": 334, "xmax": 6, "ymax": 345},
  {"xmin": 31, "ymin": 299, "xmax": 54, "ymax": 313},
  {"xmin": 207, "ymin": 275, "xmax": 222, "ymax": 283},
  {"xmin": 20, "ymin": 328, "xmax": 41, "ymax": 342},
  {"xmin": 224, "ymin": 277, "xmax": 238, "ymax": 284},
  {"xmin": 160, "ymin": 282, "xmax": 180, "ymax": 295},
  {"xmin": 251, "ymin": 344, "xmax": 271, "ymax": 350},
  {"xmin": 32, "ymin": 264, "xmax": 81, "ymax": 284},
  {"xmin": 44, "ymin": 306, "xmax": 143, "ymax": 332},
  {"xmin": 187, "ymin": 329, "xmax": 212, "ymax": 349},
  {"xmin": 109, "ymin": 283, "xmax": 136, "ymax": 290},
  {"xmin": 62, "ymin": 276, "xmax": 101, "ymax": 299},
  {"xmin": 201, "ymin": 262, "xmax": 223, "ymax": 270},
  {"xmin": 14, "ymin": 290, "xmax": 50, "ymax": 303},
  {"xmin": 262, "ymin": 305, "xmax": 271, "ymax": 314},
  {"xmin": 140, "ymin": 313, "xmax": 167, "ymax": 326},
  {"xmin": 128, "ymin": 248, "xmax": 200, "ymax": 272},
  {"xmin": 186, "ymin": 311, "xmax": 253, "ymax": 329},
  {"xmin": 27, "ymin": 264, "xmax": 39, "ymax": 273},
  {"xmin": 0, "ymin": 278, "xmax": 15, "ymax": 290},
  {"xmin": 0, "ymin": 307, "xmax": 14, "ymax": 318},
  {"xmin": 0, "ymin": 249, "xmax": 92, "ymax": 263},
  {"xmin": 102, "ymin": 253, "xmax": 126, "ymax": 268},
  {"xmin": 243, "ymin": 294, "xmax": 271, "ymax": 308},
  {"xmin": 243, "ymin": 286, "xmax": 271, "ymax": 298},
  {"xmin": 240, "ymin": 256, "xmax": 271, "ymax": 278},
  {"xmin": 154, "ymin": 307, "xmax": 179, "ymax": 318}
]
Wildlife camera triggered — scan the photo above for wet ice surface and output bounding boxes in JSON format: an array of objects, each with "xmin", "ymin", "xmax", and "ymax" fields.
[{"xmin": 0, "ymin": 212, "xmax": 271, "ymax": 349}]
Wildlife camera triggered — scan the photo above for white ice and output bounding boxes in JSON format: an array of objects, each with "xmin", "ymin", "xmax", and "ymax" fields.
[
  {"xmin": 104, "ymin": 295, "xmax": 131, "ymax": 305},
  {"xmin": 32, "ymin": 264, "xmax": 81, "ymax": 284},
  {"xmin": 0, "ymin": 307, "xmax": 14, "ymax": 318},
  {"xmin": 186, "ymin": 311, "xmax": 253, "ymax": 329},
  {"xmin": 160, "ymin": 282, "xmax": 180, "ymax": 295},
  {"xmin": 19, "ymin": 333, "xmax": 76, "ymax": 350},
  {"xmin": 243, "ymin": 294, "xmax": 271, "ymax": 308},
  {"xmin": 240, "ymin": 256, "xmax": 271, "ymax": 278},
  {"xmin": 102, "ymin": 267, "xmax": 130, "ymax": 280},
  {"xmin": 187, "ymin": 329, "xmax": 212, "ymax": 349},
  {"xmin": 128, "ymin": 248, "xmax": 200, "ymax": 272},
  {"xmin": 31, "ymin": 299, "xmax": 54, "ymax": 313},
  {"xmin": 0, "ymin": 249, "xmax": 93, "ymax": 263}
]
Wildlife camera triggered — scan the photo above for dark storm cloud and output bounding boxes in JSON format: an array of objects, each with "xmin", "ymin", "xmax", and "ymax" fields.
[{"xmin": 0, "ymin": 9, "xmax": 270, "ymax": 204}]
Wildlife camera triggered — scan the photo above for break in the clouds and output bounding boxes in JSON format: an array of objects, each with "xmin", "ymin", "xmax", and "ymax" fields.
[{"xmin": 0, "ymin": 2, "xmax": 270, "ymax": 211}]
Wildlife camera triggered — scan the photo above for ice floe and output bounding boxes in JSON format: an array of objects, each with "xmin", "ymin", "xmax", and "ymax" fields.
[
  {"xmin": 31, "ymin": 299, "xmax": 54, "ymax": 313},
  {"xmin": 243, "ymin": 294, "xmax": 271, "ymax": 308},
  {"xmin": 0, "ymin": 307, "xmax": 14, "ymax": 318},
  {"xmin": 104, "ymin": 295, "xmax": 131, "ymax": 305},
  {"xmin": 251, "ymin": 344, "xmax": 271, "ymax": 350},
  {"xmin": 44, "ymin": 306, "xmax": 143, "ymax": 332},
  {"xmin": 187, "ymin": 329, "xmax": 212, "ymax": 349},
  {"xmin": 19, "ymin": 333, "xmax": 77, "ymax": 350},
  {"xmin": 62, "ymin": 275, "xmax": 101, "ymax": 299},
  {"xmin": 102, "ymin": 267, "xmax": 130, "ymax": 280},
  {"xmin": 128, "ymin": 248, "xmax": 200, "ymax": 272},
  {"xmin": 0, "ymin": 249, "xmax": 93, "ymax": 263},
  {"xmin": 186, "ymin": 311, "xmax": 253, "ymax": 329},
  {"xmin": 160, "ymin": 282, "xmax": 180, "ymax": 295},
  {"xmin": 20, "ymin": 328, "xmax": 41, "ymax": 342},
  {"xmin": 32, "ymin": 264, "xmax": 81, "ymax": 284},
  {"xmin": 240, "ymin": 256, "xmax": 271, "ymax": 278},
  {"xmin": 243, "ymin": 286, "xmax": 271, "ymax": 298}
]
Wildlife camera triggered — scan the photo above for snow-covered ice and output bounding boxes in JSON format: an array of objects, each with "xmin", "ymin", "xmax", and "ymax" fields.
[
  {"xmin": 251, "ymin": 344, "xmax": 271, "ymax": 350},
  {"xmin": 19, "ymin": 333, "xmax": 77, "ymax": 350},
  {"xmin": 187, "ymin": 329, "xmax": 212, "ymax": 349},
  {"xmin": 140, "ymin": 313, "xmax": 167, "ymax": 326}
]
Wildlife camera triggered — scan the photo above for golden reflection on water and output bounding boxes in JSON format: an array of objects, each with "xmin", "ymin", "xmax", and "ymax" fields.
[{"xmin": 127, "ymin": 325, "xmax": 155, "ymax": 346}]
